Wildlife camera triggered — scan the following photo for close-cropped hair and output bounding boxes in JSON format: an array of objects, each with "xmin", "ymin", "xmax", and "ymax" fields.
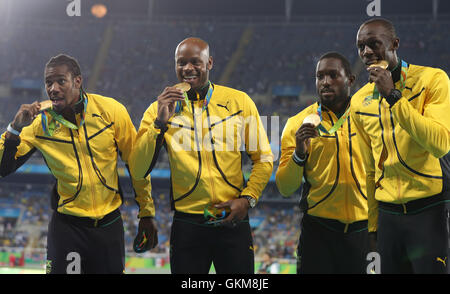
[
  {"xmin": 45, "ymin": 54, "xmax": 82, "ymax": 78},
  {"xmin": 318, "ymin": 51, "xmax": 352, "ymax": 77},
  {"xmin": 360, "ymin": 17, "xmax": 397, "ymax": 40}
]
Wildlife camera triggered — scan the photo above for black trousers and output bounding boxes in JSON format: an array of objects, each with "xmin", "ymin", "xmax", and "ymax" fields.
[
  {"xmin": 170, "ymin": 211, "xmax": 254, "ymax": 274},
  {"xmin": 297, "ymin": 213, "xmax": 369, "ymax": 274},
  {"xmin": 46, "ymin": 209, "xmax": 125, "ymax": 274},
  {"xmin": 377, "ymin": 201, "xmax": 449, "ymax": 274}
]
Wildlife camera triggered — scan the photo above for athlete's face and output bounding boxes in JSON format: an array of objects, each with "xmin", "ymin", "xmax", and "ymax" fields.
[
  {"xmin": 356, "ymin": 22, "xmax": 399, "ymax": 70},
  {"xmin": 175, "ymin": 43, "xmax": 213, "ymax": 91},
  {"xmin": 315, "ymin": 58, "xmax": 353, "ymax": 108},
  {"xmin": 44, "ymin": 65, "xmax": 82, "ymax": 113}
]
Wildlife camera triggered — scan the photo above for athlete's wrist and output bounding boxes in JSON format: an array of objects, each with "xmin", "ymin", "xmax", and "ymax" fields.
[
  {"xmin": 384, "ymin": 88, "xmax": 402, "ymax": 107},
  {"xmin": 239, "ymin": 195, "xmax": 256, "ymax": 208},
  {"xmin": 294, "ymin": 149, "xmax": 307, "ymax": 159},
  {"xmin": 154, "ymin": 118, "xmax": 168, "ymax": 133},
  {"xmin": 292, "ymin": 151, "xmax": 308, "ymax": 166},
  {"xmin": 7, "ymin": 122, "xmax": 21, "ymax": 136}
]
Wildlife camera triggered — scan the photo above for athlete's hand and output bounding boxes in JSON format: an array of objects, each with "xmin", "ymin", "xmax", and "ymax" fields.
[
  {"xmin": 367, "ymin": 66, "xmax": 394, "ymax": 98},
  {"xmin": 134, "ymin": 217, "xmax": 158, "ymax": 252},
  {"xmin": 11, "ymin": 101, "xmax": 41, "ymax": 132},
  {"xmin": 215, "ymin": 198, "xmax": 249, "ymax": 227},
  {"xmin": 295, "ymin": 123, "xmax": 318, "ymax": 157},
  {"xmin": 156, "ymin": 87, "xmax": 185, "ymax": 125}
]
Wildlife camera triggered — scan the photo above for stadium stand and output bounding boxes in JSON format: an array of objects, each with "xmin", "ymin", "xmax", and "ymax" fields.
[
  {"xmin": 1, "ymin": 18, "xmax": 449, "ymax": 129},
  {"xmin": 0, "ymin": 181, "xmax": 300, "ymax": 271}
]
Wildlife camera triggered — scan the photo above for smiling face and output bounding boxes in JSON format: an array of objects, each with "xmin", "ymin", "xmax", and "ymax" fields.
[
  {"xmin": 175, "ymin": 38, "xmax": 213, "ymax": 91},
  {"xmin": 44, "ymin": 64, "xmax": 81, "ymax": 113},
  {"xmin": 315, "ymin": 57, "xmax": 353, "ymax": 110},
  {"xmin": 356, "ymin": 21, "xmax": 399, "ymax": 70}
]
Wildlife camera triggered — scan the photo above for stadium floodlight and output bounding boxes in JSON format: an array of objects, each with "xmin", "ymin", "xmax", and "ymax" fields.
[{"xmin": 91, "ymin": 4, "xmax": 108, "ymax": 18}]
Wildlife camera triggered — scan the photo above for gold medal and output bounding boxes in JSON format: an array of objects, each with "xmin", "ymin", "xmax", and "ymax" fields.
[
  {"xmin": 173, "ymin": 82, "xmax": 191, "ymax": 92},
  {"xmin": 40, "ymin": 100, "xmax": 53, "ymax": 111},
  {"xmin": 302, "ymin": 114, "xmax": 321, "ymax": 127},
  {"xmin": 368, "ymin": 60, "xmax": 389, "ymax": 70}
]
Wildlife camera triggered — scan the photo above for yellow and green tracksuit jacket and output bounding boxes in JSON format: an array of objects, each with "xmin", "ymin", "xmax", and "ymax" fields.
[
  {"xmin": 350, "ymin": 62, "xmax": 450, "ymax": 232},
  {"xmin": 0, "ymin": 93, "xmax": 155, "ymax": 219},
  {"xmin": 129, "ymin": 83, "xmax": 273, "ymax": 214},
  {"xmin": 276, "ymin": 102, "xmax": 368, "ymax": 224}
]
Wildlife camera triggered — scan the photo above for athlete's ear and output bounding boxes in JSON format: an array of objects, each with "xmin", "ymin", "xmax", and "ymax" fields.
[
  {"xmin": 348, "ymin": 74, "xmax": 356, "ymax": 87},
  {"xmin": 73, "ymin": 75, "xmax": 82, "ymax": 90},
  {"xmin": 207, "ymin": 56, "xmax": 213, "ymax": 71},
  {"xmin": 391, "ymin": 37, "xmax": 400, "ymax": 51}
]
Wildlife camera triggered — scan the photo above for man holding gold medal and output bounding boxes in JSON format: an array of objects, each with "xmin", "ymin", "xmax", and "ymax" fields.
[
  {"xmin": 0, "ymin": 54, "xmax": 157, "ymax": 273},
  {"xmin": 351, "ymin": 18, "xmax": 450, "ymax": 273},
  {"xmin": 276, "ymin": 52, "xmax": 369, "ymax": 274},
  {"xmin": 129, "ymin": 37, "xmax": 273, "ymax": 274}
]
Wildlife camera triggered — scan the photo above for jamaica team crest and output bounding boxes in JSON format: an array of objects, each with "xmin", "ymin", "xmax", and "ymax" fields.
[{"xmin": 362, "ymin": 95, "xmax": 374, "ymax": 107}]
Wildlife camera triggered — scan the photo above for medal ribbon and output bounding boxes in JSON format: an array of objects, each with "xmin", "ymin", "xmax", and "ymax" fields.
[
  {"xmin": 203, "ymin": 203, "xmax": 228, "ymax": 226},
  {"xmin": 316, "ymin": 103, "xmax": 351, "ymax": 135},
  {"xmin": 372, "ymin": 59, "xmax": 408, "ymax": 100},
  {"xmin": 41, "ymin": 94, "xmax": 88, "ymax": 136},
  {"xmin": 175, "ymin": 81, "xmax": 213, "ymax": 114}
]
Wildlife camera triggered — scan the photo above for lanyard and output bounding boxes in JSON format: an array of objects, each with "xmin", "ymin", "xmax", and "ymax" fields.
[
  {"xmin": 175, "ymin": 81, "xmax": 213, "ymax": 114},
  {"xmin": 41, "ymin": 94, "xmax": 87, "ymax": 136},
  {"xmin": 316, "ymin": 103, "xmax": 351, "ymax": 135},
  {"xmin": 372, "ymin": 59, "xmax": 408, "ymax": 100}
]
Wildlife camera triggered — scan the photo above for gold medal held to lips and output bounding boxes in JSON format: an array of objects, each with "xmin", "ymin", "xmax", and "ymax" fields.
[
  {"xmin": 173, "ymin": 82, "xmax": 191, "ymax": 92},
  {"xmin": 40, "ymin": 100, "xmax": 53, "ymax": 111},
  {"xmin": 368, "ymin": 60, "xmax": 389, "ymax": 70},
  {"xmin": 302, "ymin": 114, "xmax": 321, "ymax": 127}
]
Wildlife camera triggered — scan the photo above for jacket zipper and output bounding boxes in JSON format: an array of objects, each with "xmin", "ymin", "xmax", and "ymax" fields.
[
  {"xmin": 342, "ymin": 129, "xmax": 350, "ymax": 225},
  {"xmin": 335, "ymin": 120, "xmax": 350, "ymax": 224},
  {"xmin": 202, "ymin": 105, "xmax": 217, "ymax": 204},
  {"xmin": 307, "ymin": 112, "xmax": 340, "ymax": 210},
  {"xmin": 60, "ymin": 132, "xmax": 83, "ymax": 207},
  {"xmin": 83, "ymin": 124, "xmax": 118, "ymax": 193},
  {"xmin": 205, "ymin": 150, "xmax": 217, "ymax": 204},
  {"xmin": 74, "ymin": 128, "xmax": 99, "ymax": 221},
  {"xmin": 382, "ymin": 102, "xmax": 402, "ymax": 204}
]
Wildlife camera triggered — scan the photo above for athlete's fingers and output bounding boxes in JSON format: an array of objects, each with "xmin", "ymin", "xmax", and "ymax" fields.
[{"xmin": 214, "ymin": 200, "xmax": 232, "ymax": 209}]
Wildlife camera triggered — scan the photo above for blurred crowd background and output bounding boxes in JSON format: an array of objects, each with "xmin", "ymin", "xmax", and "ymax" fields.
[{"xmin": 0, "ymin": 0, "xmax": 449, "ymax": 272}]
